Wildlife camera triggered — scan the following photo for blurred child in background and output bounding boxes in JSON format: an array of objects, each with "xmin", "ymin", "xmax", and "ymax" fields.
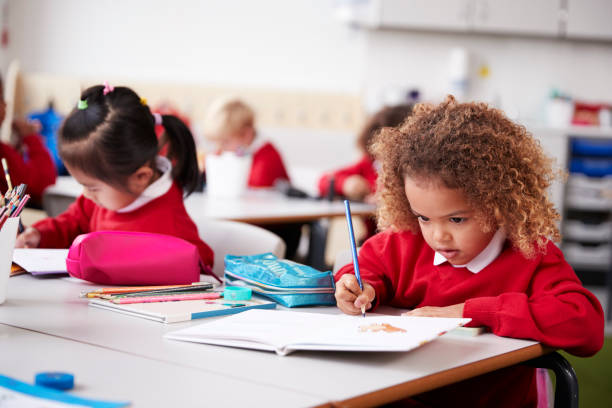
[
  {"xmin": 318, "ymin": 104, "xmax": 413, "ymax": 239},
  {"xmin": 202, "ymin": 97, "xmax": 290, "ymax": 187},
  {"xmin": 202, "ymin": 97, "xmax": 301, "ymax": 258},
  {"xmin": 318, "ymin": 104, "xmax": 413, "ymax": 202},
  {"xmin": 0, "ymin": 74, "xmax": 56, "ymax": 207}
]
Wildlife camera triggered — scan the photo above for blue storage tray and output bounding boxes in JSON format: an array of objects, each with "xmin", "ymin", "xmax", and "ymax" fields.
[
  {"xmin": 570, "ymin": 158, "xmax": 612, "ymax": 177},
  {"xmin": 571, "ymin": 138, "xmax": 612, "ymax": 157}
]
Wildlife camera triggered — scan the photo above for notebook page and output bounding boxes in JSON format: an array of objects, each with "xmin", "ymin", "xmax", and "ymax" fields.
[
  {"xmin": 165, "ymin": 309, "xmax": 470, "ymax": 355},
  {"xmin": 12, "ymin": 248, "xmax": 69, "ymax": 274}
]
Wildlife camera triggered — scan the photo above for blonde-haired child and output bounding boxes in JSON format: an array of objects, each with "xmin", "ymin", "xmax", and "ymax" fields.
[
  {"xmin": 202, "ymin": 97, "xmax": 301, "ymax": 257},
  {"xmin": 202, "ymin": 97, "xmax": 289, "ymax": 187},
  {"xmin": 335, "ymin": 96, "xmax": 603, "ymax": 407}
]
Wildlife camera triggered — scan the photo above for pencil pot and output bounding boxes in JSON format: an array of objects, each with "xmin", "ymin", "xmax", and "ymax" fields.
[
  {"xmin": 0, "ymin": 217, "xmax": 19, "ymax": 304},
  {"xmin": 224, "ymin": 253, "xmax": 336, "ymax": 307},
  {"xmin": 206, "ymin": 152, "xmax": 252, "ymax": 198}
]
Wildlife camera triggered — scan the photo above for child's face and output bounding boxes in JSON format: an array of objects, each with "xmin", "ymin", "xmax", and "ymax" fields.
[
  {"xmin": 404, "ymin": 176, "xmax": 496, "ymax": 266},
  {"xmin": 214, "ymin": 127, "xmax": 255, "ymax": 154},
  {"xmin": 66, "ymin": 164, "xmax": 139, "ymax": 211}
]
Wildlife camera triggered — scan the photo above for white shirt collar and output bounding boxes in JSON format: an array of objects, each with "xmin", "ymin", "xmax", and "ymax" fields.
[
  {"xmin": 245, "ymin": 137, "xmax": 267, "ymax": 155},
  {"xmin": 433, "ymin": 229, "xmax": 507, "ymax": 273},
  {"xmin": 117, "ymin": 156, "xmax": 173, "ymax": 213}
]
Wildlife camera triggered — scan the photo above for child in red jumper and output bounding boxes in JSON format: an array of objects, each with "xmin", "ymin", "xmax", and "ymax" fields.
[
  {"xmin": 202, "ymin": 97, "xmax": 289, "ymax": 188},
  {"xmin": 318, "ymin": 104, "xmax": 413, "ymax": 202},
  {"xmin": 0, "ymin": 75, "xmax": 56, "ymax": 206},
  {"xmin": 202, "ymin": 97, "xmax": 301, "ymax": 258},
  {"xmin": 335, "ymin": 96, "xmax": 604, "ymax": 407},
  {"xmin": 318, "ymin": 104, "xmax": 413, "ymax": 239},
  {"xmin": 16, "ymin": 84, "xmax": 214, "ymax": 274}
]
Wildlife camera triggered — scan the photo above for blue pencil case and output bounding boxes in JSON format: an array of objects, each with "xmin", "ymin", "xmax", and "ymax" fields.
[{"xmin": 224, "ymin": 253, "xmax": 336, "ymax": 307}]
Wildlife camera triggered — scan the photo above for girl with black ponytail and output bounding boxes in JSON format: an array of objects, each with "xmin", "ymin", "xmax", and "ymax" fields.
[{"xmin": 16, "ymin": 83, "xmax": 214, "ymax": 271}]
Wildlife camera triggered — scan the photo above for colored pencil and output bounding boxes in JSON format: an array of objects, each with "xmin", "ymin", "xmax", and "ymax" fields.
[
  {"xmin": 111, "ymin": 292, "xmax": 221, "ymax": 304},
  {"xmin": 344, "ymin": 200, "xmax": 366, "ymax": 317},
  {"xmin": 81, "ymin": 282, "xmax": 212, "ymax": 298},
  {"xmin": 101, "ymin": 287, "xmax": 215, "ymax": 299}
]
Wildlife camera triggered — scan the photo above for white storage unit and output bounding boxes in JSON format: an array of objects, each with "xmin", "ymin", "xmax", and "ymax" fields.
[
  {"xmin": 335, "ymin": 0, "xmax": 612, "ymax": 41},
  {"xmin": 566, "ymin": 0, "xmax": 612, "ymax": 41},
  {"xmin": 532, "ymin": 126, "xmax": 612, "ymax": 279}
]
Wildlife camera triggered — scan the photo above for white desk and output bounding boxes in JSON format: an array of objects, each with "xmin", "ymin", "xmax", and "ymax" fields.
[
  {"xmin": 44, "ymin": 176, "xmax": 375, "ymax": 224},
  {"xmin": 0, "ymin": 275, "xmax": 544, "ymax": 407},
  {"xmin": 0, "ymin": 324, "xmax": 321, "ymax": 407}
]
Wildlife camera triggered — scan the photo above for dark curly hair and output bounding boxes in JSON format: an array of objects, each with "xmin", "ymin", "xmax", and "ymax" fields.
[{"xmin": 371, "ymin": 95, "xmax": 561, "ymax": 258}]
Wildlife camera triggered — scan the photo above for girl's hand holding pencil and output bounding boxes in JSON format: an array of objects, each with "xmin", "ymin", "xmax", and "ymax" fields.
[
  {"xmin": 341, "ymin": 199, "xmax": 372, "ymax": 317},
  {"xmin": 334, "ymin": 274, "xmax": 375, "ymax": 316}
]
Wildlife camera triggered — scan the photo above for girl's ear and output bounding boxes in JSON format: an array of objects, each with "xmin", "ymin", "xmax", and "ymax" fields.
[{"xmin": 128, "ymin": 165, "xmax": 155, "ymax": 193}]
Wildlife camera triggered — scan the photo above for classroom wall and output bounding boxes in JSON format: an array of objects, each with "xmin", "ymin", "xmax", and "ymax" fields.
[
  {"xmin": 4, "ymin": 0, "xmax": 612, "ymax": 126},
  {"xmin": 1, "ymin": 0, "xmax": 365, "ymax": 93},
  {"xmin": 362, "ymin": 30, "xmax": 612, "ymax": 124}
]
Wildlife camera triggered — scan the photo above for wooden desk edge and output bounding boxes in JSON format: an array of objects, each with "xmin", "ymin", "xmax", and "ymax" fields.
[{"xmin": 330, "ymin": 343, "xmax": 549, "ymax": 408}]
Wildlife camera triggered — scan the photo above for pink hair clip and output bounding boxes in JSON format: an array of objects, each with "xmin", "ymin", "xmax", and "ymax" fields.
[{"xmin": 103, "ymin": 81, "xmax": 115, "ymax": 95}]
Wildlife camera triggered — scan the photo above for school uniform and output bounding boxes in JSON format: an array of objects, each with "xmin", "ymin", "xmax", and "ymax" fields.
[
  {"xmin": 33, "ymin": 157, "xmax": 214, "ymax": 268},
  {"xmin": 336, "ymin": 229, "xmax": 604, "ymax": 408},
  {"xmin": 248, "ymin": 140, "xmax": 290, "ymax": 187},
  {"xmin": 318, "ymin": 155, "xmax": 378, "ymax": 238},
  {"xmin": 0, "ymin": 134, "xmax": 56, "ymax": 206},
  {"xmin": 317, "ymin": 154, "xmax": 377, "ymax": 197}
]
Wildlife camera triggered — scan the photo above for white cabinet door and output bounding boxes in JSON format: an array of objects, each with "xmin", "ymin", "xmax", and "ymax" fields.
[
  {"xmin": 566, "ymin": 0, "xmax": 612, "ymax": 40},
  {"xmin": 471, "ymin": 0, "xmax": 560, "ymax": 36},
  {"xmin": 379, "ymin": 0, "xmax": 472, "ymax": 31}
]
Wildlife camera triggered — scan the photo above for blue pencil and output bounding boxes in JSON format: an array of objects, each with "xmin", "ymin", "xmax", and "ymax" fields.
[{"xmin": 344, "ymin": 200, "xmax": 366, "ymax": 317}]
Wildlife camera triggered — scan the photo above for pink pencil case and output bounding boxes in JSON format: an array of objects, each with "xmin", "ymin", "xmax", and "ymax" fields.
[{"xmin": 66, "ymin": 230, "xmax": 212, "ymax": 285}]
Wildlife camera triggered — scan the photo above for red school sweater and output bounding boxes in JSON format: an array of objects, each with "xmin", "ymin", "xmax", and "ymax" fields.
[
  {"xmin": 318, "ymin": 154, "xmax": 378, "ymax": 238},
  {"xmin": 318, "ymin": 154, "xmax": 377, "ymax": 197},
  {"xmin": 33, "ymin": 183, "xmax": 214, "ymax": 268},
  {"xmin": 336, "ymin": 230, "xmax": 604, "ymax": 408},
  {"xmin": 248, "ymin": 142, "xmax": 290, "ymax": 187},
  {"xmin": 0, "ymin": 134, "xmax": 56, "ymax": 205}
]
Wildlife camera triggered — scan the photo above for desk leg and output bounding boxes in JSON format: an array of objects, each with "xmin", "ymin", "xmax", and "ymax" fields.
[
  {"xmin": 307, "ymin": 219, "xmax": 329, "ymax": 271},
  {"xmin": 523, "ymin": 352, "xmax": 578, "ymax": 408}
]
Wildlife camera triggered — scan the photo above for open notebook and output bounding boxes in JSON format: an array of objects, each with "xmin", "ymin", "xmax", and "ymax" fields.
[
  {"xmin": 165, "ymin": 309, "xmax": 471, "ymax": 356},
  {"xmin": 12, "ymin": 248, "xmax": 69, "ymax": 276}
]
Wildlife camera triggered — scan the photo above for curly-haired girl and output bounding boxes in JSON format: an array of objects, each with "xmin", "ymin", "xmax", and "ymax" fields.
[{"xmin": 335, "ymin": 96, "xmax": 603, "ymax": 407}]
